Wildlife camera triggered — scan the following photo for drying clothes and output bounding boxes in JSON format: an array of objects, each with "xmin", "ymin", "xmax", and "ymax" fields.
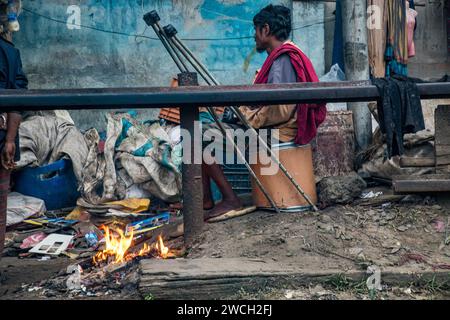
[
  {"xmin": 368, "ymin": 0, "xmax": 388, "ymax": 78},
  {"xmin": 372, "ymin": 75, "xmax": 425, "ymax": 158},
  {"xmin": 406, "ymin": 4, "xmax": 418, "ymax": 58},
  {"xmin": 385, "ymin": 0, "xmax": 409, "ymax": 76}
]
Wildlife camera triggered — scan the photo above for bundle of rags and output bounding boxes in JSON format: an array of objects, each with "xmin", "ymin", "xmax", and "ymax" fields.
[
  {"xmin": 80, "ymin": 112, "xmax": 181, "ymax": 205},
  {"xmin": 15, "ymin": 113, "xmax": 89, "ymax": 182}
]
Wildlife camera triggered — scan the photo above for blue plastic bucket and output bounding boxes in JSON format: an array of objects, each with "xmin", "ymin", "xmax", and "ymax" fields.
[{"xmin": 13, "ymin": 159, "xmax": 80, "ymax": 211}]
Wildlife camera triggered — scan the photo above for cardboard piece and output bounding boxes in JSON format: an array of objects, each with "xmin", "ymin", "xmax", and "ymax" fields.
[{"xmin": 29, "ymin": 234, "xmax": 74, "ymax": 256}]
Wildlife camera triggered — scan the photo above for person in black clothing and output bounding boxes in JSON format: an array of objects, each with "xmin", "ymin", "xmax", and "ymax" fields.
[{"xmin": 0, "ymin": 0, "xmax": 27, "ymax": 258}]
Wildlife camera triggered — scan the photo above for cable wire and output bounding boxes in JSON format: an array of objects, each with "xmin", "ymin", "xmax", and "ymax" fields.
[{"xmin": 22, "ymin": 7, "xmax": 335, "ymax": 42}]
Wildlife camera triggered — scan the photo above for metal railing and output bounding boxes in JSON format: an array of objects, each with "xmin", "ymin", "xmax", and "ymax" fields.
[{"xmin": 1, "ymin": 80, "xmax": 450, "ymax": 244}]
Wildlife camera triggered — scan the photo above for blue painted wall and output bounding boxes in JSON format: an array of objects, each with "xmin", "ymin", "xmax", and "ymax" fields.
[{"xmin": 13, "ymin": 0, "xmax": 326, "ymax": 130}]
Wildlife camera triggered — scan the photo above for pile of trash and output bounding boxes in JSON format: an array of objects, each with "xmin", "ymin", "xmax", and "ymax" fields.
[{"xmin": 4, "ymin": 110, "xmax": 185, "ymax": 268}]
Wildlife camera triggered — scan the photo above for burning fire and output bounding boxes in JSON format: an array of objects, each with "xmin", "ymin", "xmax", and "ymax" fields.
[
  {"xmin": 156, "ymin": 235, "xmax": 169, "ymax": 259},
  {"xmin": 93, "ymin": 226, "xmax": 171, "ymax": 266}
]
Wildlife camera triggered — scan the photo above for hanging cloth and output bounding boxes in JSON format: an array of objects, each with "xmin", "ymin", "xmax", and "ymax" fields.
[{"xmin": 385, "ymin": 0, "xmax": 409, "ymax": 76}]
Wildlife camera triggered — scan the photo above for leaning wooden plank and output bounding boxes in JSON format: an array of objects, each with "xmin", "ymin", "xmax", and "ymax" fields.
[
  {"xmin": 434, "ymin": 105, "xmax": 450, "ymax": 147},
  {"xmin": 138, "ymin": 258, "xmax": 450, "ymax": 300},
  {"xmin": 399, "ymin": 157, "xmax": 435, "ymax": 168},
  {"xmin": 356, "ymin": 195, "xmax": 405, "ymax": 206},
  {"xmin": 392, "ymin": 174, "xmax": 450, "ymax": 193}
]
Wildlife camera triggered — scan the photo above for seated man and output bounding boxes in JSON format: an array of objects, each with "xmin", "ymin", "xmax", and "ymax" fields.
[{"xmin": 203, "ymin": 4, "xmax": 326, "ymax": 220}]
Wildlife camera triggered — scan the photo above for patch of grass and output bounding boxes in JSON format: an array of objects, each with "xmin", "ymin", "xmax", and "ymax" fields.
[
  {"xmin": 144, "ymin": 293, "xmax": 154, "ymax": 301},
  {"xmin": 325, "ymin": 274, "xmax": 356, "ymax": 291},
  {"xmin": 424, "ymin": 276, "xmax": 450, "ymax": 294},
  {"xmin": 325, "ymin": 274, "xmax": 379, "ymax": 299}
]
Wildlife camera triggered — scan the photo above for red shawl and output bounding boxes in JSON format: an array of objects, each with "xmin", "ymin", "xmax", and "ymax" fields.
[{"xmin": 254, "ymin": 42, "xmax": 327, "ymax": 145}]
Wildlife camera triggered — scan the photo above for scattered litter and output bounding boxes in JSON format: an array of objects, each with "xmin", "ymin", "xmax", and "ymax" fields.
[
  {"xmin": 29, "ymin": 234, "xmax": 74, "ymax": 256},
  {"xmin": 20, "ymin": 232, "xmax": 47, "ymax": 249},
  {"xmin": 360, "ymin": 191, "xmax": 383, "ymax": 199},
  {"xmin": 390, "ymin": 242, "xmax": 402, "ymax": 254},
  {"xmin": 66, "ymin": 268, "xmax": 82, "ymax": 291},
  {"xmin": 397, "ymin": 225, "xmax": 410, "ymax": 232},
  {"xmin": 431, "ymin": 219, "xmax": 446, "ymax": 233},
  {"xmin": 38, "ymin": 256, "xmax": 52, "ymax": 261},
  {"xmin": 445, "ymin": 236, "xmax": 450, "ymax": 246},
  {"xmin": 125, "ymin": 212, "xmax": 170, "ymax": 236},
  {"xmin": 381, "ymin": 203, "xmax": 392, "ymax": 209},
  {"xmin": 85, "ymin": 232, "xmax": 99, "ymax": 247},
  {"xmin": 23, "ymin": 217, "xmax": 78, "ymax": 229}
]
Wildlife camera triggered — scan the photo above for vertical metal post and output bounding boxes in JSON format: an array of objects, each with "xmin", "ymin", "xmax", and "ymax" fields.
[
  {"xmin": 341, "ymin": 0, "xmax": 372, "ymax": 151},
  {"xmin": 178, "ymin": 72, "xmax": 203, "ymax": 247}
]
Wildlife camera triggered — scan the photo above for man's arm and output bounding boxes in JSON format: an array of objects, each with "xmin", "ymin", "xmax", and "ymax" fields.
[
  {"xmin": 239, "ymin": 103, "xmax": 297, "ymax": 128},
  {"xmin": 1, "ymin": 112, "xmax": 21, "ymax": 170}
]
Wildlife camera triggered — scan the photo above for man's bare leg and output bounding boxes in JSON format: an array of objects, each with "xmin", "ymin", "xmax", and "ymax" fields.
[
  {"xmin": 203, "ymin": 163, "xmax": 242, "ymax": 220},
  {"xmin": 202, "ymin": 164, "xmax": 215, "ymax": 210}
]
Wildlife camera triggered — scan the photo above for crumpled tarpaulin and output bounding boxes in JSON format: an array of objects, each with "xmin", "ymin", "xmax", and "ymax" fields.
[
  {"xmin": 15, "ymin": 113, "xmax": 89, "ymax": 182},
  {"xmin": 6, "ymin": 192, "xmax": 46, "ymax": 227},
  {"xmin": 80, "ymin": 112, "xmax": 182, "ymax": 205}
]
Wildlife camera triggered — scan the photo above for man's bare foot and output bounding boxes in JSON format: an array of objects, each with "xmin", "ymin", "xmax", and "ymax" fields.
[{"xmin": 204, "ymin": 198, "xmax": 242, "ymax": 221}]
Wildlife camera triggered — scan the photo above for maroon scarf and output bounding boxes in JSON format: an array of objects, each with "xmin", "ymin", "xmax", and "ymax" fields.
[{"xmin": 254, "ymin": 42, "xmax": 327, "ymax": 145}]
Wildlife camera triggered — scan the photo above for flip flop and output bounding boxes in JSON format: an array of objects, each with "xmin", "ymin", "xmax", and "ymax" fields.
[{"xmin": 207, "ymin": 206, "xmax": 257, "ymax": 223}]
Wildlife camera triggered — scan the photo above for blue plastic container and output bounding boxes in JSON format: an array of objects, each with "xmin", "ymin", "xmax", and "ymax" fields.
[
  {"xmin": 210, "ymin": 164, "xmax": 251, "ymax": 202},
  {"xmin": 13, "ymin": 159, "xmax": 80, "ymax": 211}
]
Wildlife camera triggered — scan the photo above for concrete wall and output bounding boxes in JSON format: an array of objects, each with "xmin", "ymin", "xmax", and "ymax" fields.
[
  {"xmin": 292, "ymin": 0, "xmax": 326, "ymax": 76},
  {"xmin": 408, "ymin": 0, "xmax": 450, "ymax": 79},
  {"xmin": 14, "ymin": 0, "xmax": 291, "ymax": 131}
]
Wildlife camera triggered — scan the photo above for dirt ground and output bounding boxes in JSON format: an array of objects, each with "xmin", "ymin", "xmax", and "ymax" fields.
[{"xmin": 1, "ymin": 187, "xmax": 450, "ymax": 300}]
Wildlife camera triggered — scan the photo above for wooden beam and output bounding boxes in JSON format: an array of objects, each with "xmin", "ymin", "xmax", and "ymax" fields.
[
  {"xmin": 392, "ymin": 174, "xmax": 450, "ymax": 193},
  {"xmin": 139, "ymin": 258, "xmax": 450, "ymax": 300},
  {"xmin": 435, "ymin": 105, "xmax": 450, "ymax": 174},
  {"xmin": 400, "ymin": 157, "xmax": 436, "ymax": 168}
]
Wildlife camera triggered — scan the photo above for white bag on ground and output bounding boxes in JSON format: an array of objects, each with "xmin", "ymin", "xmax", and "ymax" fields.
[{"xmin": 7, "ymin": 192, "xmax": 46, "ymax": 227}]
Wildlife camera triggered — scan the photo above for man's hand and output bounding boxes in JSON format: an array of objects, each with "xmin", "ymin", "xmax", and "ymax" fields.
[
  {"xmin": 1, "ymin": 141, "xmax": 16, "ymax": 170},
  {"xmin": 2, "ymin": 112, "xmax": 21, "ymax": 170}
]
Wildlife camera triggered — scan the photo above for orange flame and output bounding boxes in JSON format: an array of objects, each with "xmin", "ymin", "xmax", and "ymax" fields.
[
  {"xmin": 93, "ymin": 226, "xmax": 170, "ymax": 266},
  {"xmin": 156, "ymin": 235, "xmax": 169, "ymax": 259},
  {"xmin": 93, "ymin": 225, "xmax": 135, "ymax": 265}
]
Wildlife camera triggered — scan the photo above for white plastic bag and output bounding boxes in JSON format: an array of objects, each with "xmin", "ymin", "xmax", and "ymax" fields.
[{"xmin": 320, "ymin": 64, "xmax": 348, "ymax": 112}]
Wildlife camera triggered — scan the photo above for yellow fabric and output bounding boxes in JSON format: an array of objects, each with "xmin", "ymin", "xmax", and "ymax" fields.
[
  {"xmin": 104, "ymin": 198, "xmax": 150, "ymax": 213},
  {"xmin": 65, "ymin": 206, "xmax": 84, "ymax": 220}
]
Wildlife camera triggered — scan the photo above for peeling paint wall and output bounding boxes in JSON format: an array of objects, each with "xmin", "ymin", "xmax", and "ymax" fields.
[
  {"xmin": 292, "ymin": 1, "xmax": 325, "ymax": 76},
  {"xmin": 13, "ymin": 0, "xmax": 329, "ymax": 130}
]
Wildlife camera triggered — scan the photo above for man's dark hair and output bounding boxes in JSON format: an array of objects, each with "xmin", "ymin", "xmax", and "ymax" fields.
[{"xmin": 253, "ymin": 4, "xmax": 292, "ymax": 41}]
